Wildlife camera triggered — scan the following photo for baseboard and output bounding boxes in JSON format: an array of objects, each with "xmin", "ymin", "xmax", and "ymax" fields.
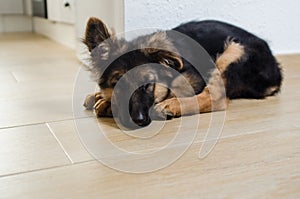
[
  {"xmin": 32, "ymin": 17, "xmax": 76, "ymax": 49},
  {"xmin": 0, "ymin": 15, "xmax": 32, "ymax": 33}
]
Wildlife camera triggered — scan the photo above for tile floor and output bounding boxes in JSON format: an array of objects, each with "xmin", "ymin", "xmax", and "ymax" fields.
[{"xmin": 0, "ymin": 33, "xmax": 299, "ymax": 198}]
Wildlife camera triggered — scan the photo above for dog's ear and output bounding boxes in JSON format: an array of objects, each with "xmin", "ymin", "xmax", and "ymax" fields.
[
  {"xmin": 140, "ymin": 32, "xmax": 183, "ymax": 70},
  {"xmin": 84, "ymin": 17, "xmax": 111, "ymax": 52},
  {"xmin": 151, "ymin": 50, "xmax": 183, "ymax": 71}
]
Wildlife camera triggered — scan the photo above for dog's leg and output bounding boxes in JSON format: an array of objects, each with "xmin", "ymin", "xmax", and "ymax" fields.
[
  {"xmin": 154, "ymin": 40, "xmax": 244, "ymax": 117},
  {"xmin": 84, "ymin": 92, "xmax": 112, "ymax": 117},
  {"xmin": 215, "ymin": 40, "xmax": 245, "ymax": 74},
  {"xmin": 154, "ymin": 86, "xmax": 227, "ymax": 117}
]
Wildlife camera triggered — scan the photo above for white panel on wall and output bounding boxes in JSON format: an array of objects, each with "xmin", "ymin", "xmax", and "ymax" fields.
[
  {"xmin": 47, "ymin": 0, "xmax": 60, "ymax": 21},
  {"xmin": 3, "ymin": 15, "xmax": 32, "ymax": 32},
  {"xmin": 61, "ymin": 0, "xmax": 75, "ymax": 24},
  {"xmin": 0, "ymin": 0, "xmax": 23, "ymax": 14},
  {"xmin": 47, "ymin": 0, "xmax": 75, "ymax": 24},
  {"xmin": 0, "ymin": 15, "xmax": 32, "ymax": 32},
  {"xmin": 125, "ymin": 0, "xmax": 300, "ymax": 54}
]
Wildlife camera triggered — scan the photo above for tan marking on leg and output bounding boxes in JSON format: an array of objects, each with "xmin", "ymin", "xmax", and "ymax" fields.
[
  {"xmin": 216, "ymin": 41, "xmax": 245, "ymax": 73},
  {"xmin": 154, "ymin": 87, "xmax": 227, "ymax": 117},
  {"xmin": 154, "ymin": 67, "xmax": 228, "ymax": 117},
  {"xmin": 194, "ymin": 66, "xmax": 228, "ymax": 113},
  {"xmin": 196, "ymin": 87, "xmax": 228, "ymax": 113},
  {"xmin": 207, "ymin": 68, "xmax": 226, "ymax": 100}
]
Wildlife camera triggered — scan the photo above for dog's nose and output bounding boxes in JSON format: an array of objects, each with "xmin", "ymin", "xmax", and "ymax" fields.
[{"xmin": 132, "ymin": 112, "xmax": 151, "ymax": 127}]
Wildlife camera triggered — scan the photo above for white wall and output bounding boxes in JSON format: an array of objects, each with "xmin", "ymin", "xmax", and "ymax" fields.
[
  {"xmin": 125, "ymin": 0, "xmax": 300, "ymax": 54},
  {"xmin": 0, "ymin": 0, "xmax": 32, "ymax": 33},
  {"xmin": 0, "ymin": 15, "xmax": 32, "ymax": 32},
  {"xmin": 75, "ymin": 0, "xmax": 124, "ymax": 60},
  {"xmin": 33, "ymin": 0, "xmax": 125, "ymax": 52}
]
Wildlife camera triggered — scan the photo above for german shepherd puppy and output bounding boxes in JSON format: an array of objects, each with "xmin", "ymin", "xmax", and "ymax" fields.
[{"xmin": 83, "ymin": 17, "xmax": 282, "ymax": 129}]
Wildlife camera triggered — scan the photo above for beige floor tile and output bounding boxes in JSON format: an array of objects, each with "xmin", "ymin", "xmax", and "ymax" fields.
[
  {"xmin": 0, "ymin": 32, "xmax": 95, "ymax": 128},
  {"xmin": 0, "ymin": 95, "xmax": 74, "ymax": 128},
  {"xmin": 0, "ymin": 77, "xmax": 75, "ymax": 101},
  {"xmin": 46, "ymin": 108, "xmax": 299, "ymax": 172},
  {"xmin": 0, "ymin": 126, "xmax": 299, "ymax": 199},
  {"xmin": 47, "ymin": 120, "xmax": 93, "ymax": 163},
  {"xmin": 0, "ymin": 33, "xmax": 73, "ymax": 55},
  {"xmin": 276, "ymin": 54, "xmax": 300, "ymax": 78},
  {"xmin": 11, "ymin": 61, "xmax": 79, "ymax": 82},
  {"xmin": 0, "ymin": 90, "xmax": 95, "ymax": 128},
  {"xmin": 0, "ymin": 124, "xmax": 71, "ymax": 177},
  {"xmin": 0, "ymin": 33, "xmax": 77, "ymax": 74},
  {"xmin": 0, "ymin": 72, "xmax": 16, "ymax": 84},
  {"xmin": 61, "ymin": 116, "xmax": 197, "ymax": 155}
]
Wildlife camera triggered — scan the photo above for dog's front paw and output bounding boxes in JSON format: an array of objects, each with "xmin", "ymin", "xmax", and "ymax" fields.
[
  {"xmin": 84, "ymin": 94, "xmax": 96, "ymax": 110},
  {"xmin": 154, "ymin": 98, "xmax": 181, "ymax": 119},
  {"xmin": 94, "ymin": 98, "xmax": 112, "ymax": 117},
  {"xmin": 83, "ymin": 92, "xmax": 103, "ymax": 110}
]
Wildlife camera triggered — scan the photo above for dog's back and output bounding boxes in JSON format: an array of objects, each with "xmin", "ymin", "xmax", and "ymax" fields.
[{"xmin": 169, "ymin": 20, "xmax": 282, "ymax": 99}]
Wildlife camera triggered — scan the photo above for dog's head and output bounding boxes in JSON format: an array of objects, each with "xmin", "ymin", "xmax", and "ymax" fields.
[{"xmin": 84, "ymin": 17, "xmax": 183, "ymax": 128}]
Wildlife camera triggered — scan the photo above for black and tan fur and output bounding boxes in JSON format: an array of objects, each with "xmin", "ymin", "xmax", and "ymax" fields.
[{"xmin": 83, "ymin": 17, "xmax": 282, "ymax": 128}]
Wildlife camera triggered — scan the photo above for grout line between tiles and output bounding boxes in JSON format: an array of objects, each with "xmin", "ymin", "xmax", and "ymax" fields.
[
  {"xmin": 194, "ymin": 128, "xmax": 270, "ymax": 144},
  {"xmin": 9, "ymin": 73, "xmax": 78, "ymax": 83},
  {"xmin": 0, "ymin": 115, "xmax": 94, "ymax": 131},
  {"xmin": 0, "ymin": 122, "xmax": 46, "ymax": 131},
  {"xmin": 0, "ymin": 160, "xmax": 95, "ymax": 179},
  {"xmin": 46, "ymin": 123, "xmax": 74, "ymax": 164}
]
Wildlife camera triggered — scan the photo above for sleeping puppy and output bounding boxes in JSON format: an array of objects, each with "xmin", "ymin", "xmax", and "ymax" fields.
[{"xmin": 83, "ymin": 17, "xmax": 282, "ymax": 129}]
